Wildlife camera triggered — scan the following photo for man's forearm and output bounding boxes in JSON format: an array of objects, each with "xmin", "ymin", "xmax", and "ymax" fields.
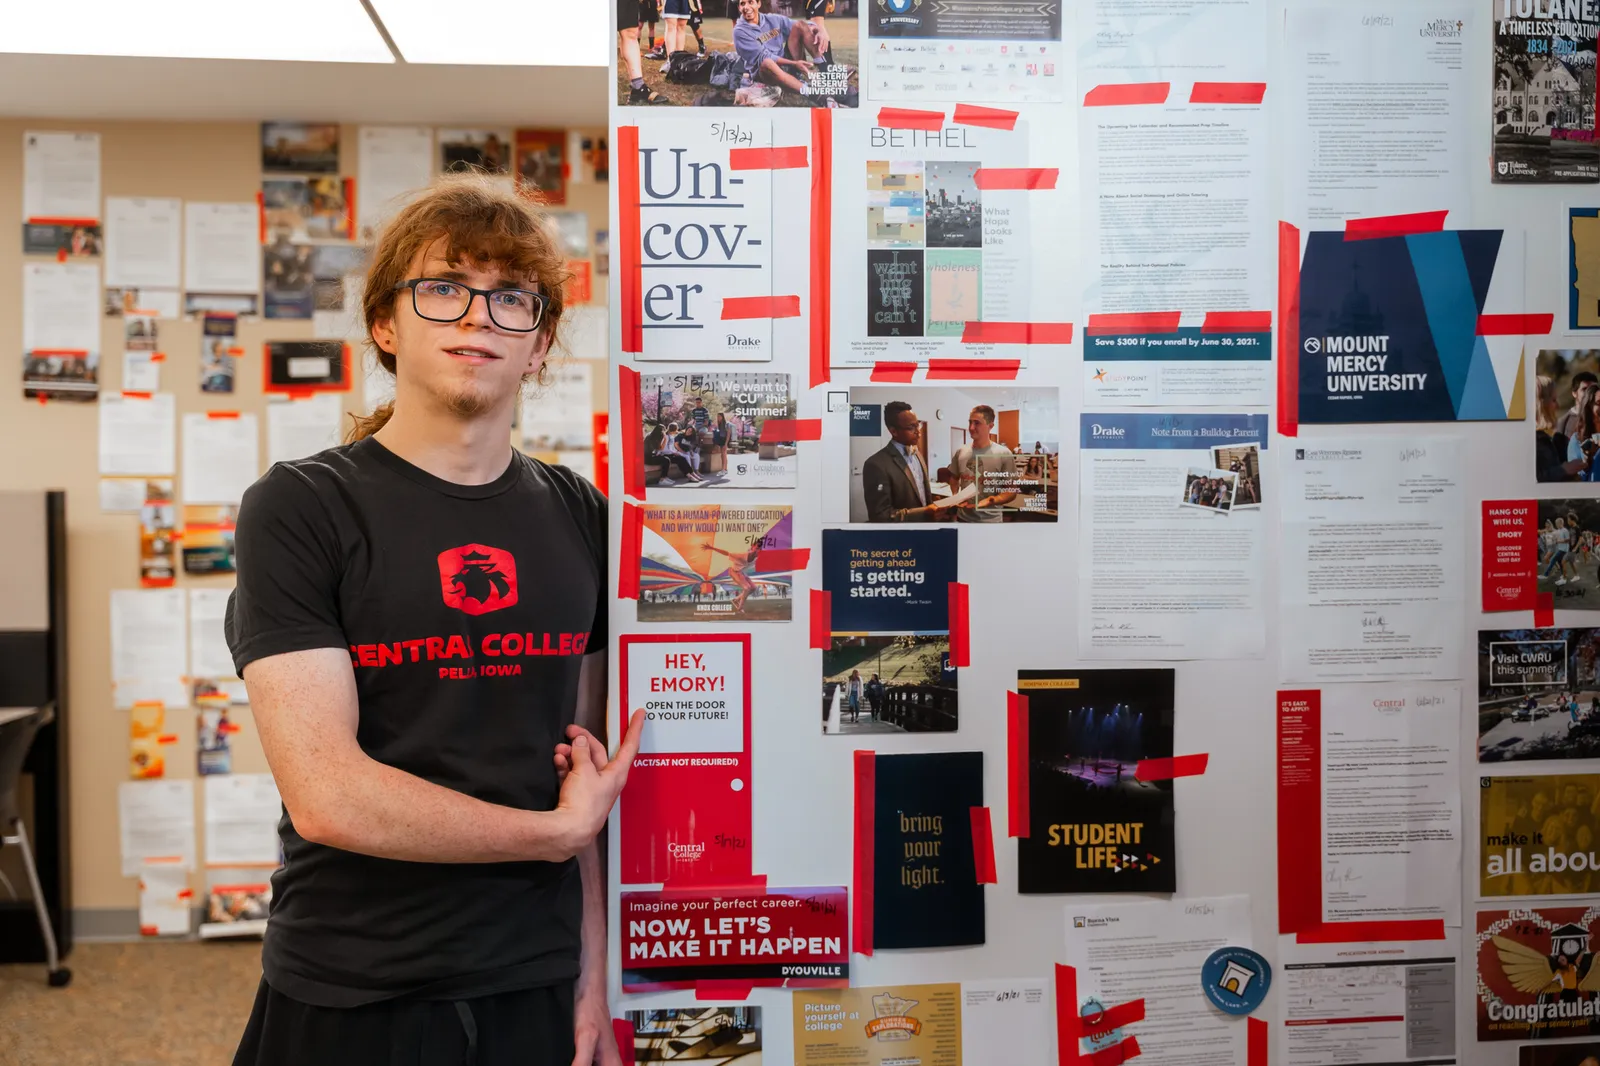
[
  {"xmin": 577, "ymin": 837, "xmax": 607, "ymax": 994},
  {"xmin": 298, "ymin": 751, "xmax": 578, "ymax": 864}
]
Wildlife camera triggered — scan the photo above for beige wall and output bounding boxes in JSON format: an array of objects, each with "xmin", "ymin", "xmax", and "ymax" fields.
[{"xmin": 0, "ymin": 119, "xmax": 608, "ymax": 912}]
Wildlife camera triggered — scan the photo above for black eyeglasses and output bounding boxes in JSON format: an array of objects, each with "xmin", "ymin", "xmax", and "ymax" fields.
[{"xmin": 395, "ymin": 277, "xmax": 548, "ymax": 332}]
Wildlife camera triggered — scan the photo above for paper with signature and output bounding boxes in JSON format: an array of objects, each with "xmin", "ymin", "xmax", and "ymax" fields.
[
  {"xmin": 1320, "ymin": 683, "xmax": 1461, "ymax": 927},
  {"xmin": 1280, "ymin": 437, "xmax": 1463, "ymax": 682},
  {"xmin": 1063, "ymin": 896, "xmax": 1252, "ymax": 1066}
]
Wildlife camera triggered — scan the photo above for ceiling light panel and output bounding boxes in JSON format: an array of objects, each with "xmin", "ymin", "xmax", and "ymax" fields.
[
  {"xmin": 371, "ymin": 0, "xmax": 607, "ymax": 66},
  {"xmin": 0, "ymin": 1, "xmax": 394, "ymax": 63}
]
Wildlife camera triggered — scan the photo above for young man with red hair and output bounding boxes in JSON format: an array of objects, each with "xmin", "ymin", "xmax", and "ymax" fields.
[{"xmin": 227, "ymin": 174, "xmax": 638, "ymax": 1066}]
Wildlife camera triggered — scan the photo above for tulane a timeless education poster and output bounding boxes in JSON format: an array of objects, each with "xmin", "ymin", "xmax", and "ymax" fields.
[{"xmin": 1289, "ymin": 227, "xmax": 1527, "ymax": 424}]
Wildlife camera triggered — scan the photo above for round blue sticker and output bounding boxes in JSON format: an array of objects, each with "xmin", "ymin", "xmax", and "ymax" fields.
[{"xmin": 1201, "ymin": 947, "xmax": 1271, "ymax": 1015}]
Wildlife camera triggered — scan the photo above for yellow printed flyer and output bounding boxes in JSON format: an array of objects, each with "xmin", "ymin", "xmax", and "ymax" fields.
[{"xmin": 793, "ymin": 983, "xmax": 960, "ymax": 1066}]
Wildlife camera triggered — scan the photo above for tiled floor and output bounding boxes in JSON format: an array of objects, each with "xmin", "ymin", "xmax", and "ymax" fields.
[{"xmin": 0, "ymin": 940, "xmax": 261, "ymax": 1066}]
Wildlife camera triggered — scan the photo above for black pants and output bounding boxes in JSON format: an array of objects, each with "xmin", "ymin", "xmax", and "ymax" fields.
[{"xmin": 233, "ymin": 979, "xmax": 575, "ymax": 1066}]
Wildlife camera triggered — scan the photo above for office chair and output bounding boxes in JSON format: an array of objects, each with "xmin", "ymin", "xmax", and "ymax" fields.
[{"xmin": 0, "ymin": 705, "xmax": 71, "ymax": 987}]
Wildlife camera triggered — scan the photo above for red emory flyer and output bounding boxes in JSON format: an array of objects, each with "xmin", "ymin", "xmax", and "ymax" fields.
[{"xmin": 619, "ymin": 634, "xmax": 753, "ymax": 886}]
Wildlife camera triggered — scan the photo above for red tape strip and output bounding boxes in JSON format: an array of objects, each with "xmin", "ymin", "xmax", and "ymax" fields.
[
  {"xmin": 693, "ymin": 980, "xmax": 755, "ymax": 1000},
  {"xmin": 730, "ymin": 145, "xmax": 808, "ymax": 170},
  {"xmin": 1086, "ymin": 312, "xmax": 1181, "ymax": 335},
  {"xmin": 1202, "ymin": 311, "xmax": 1272, "ymax": 333},
  {"xmin": 1344, "ymin": 210, "xmax": 1448, "ymax": 241},
  {"xmin": 121, "ymin": 390, "xmax": 153, "ymax": 400},
  {"xmin": 953, "ymin": 103, "xmax": 1019, "ymax": 130},
  {"xmin": 811, "ymin": 109, "xmax": 833, "ymax": 389},
  {"xmin": 1295, "ymin": 918, "xmax": 1447, "ymax": 944},
  {"xmin": 1536, "ymin": 591, "xmax": 1555, "ymax": 628},
  {"xmin": 619, "ymin": 365, "xmax": 645, "ymax": 501},
  {"xmin": 961, "ymin": 321, "xmax": 1073, "ymax": 345},
  {"xmin": 948, "ymin": 582, "xmax": 970, "ymax": 667},
  {"xmin": 659, "ymin": 875, "xmax": 768, "ymax": 896},
  {"xmin": 973, "ymin": 167, "xmax": 1058, "ymax": 190},
  {"xmin": 1248, "ymin": 1017, "xmax": 1267, "ymax": 1066},
  {"xmin": 1477, "ymin": 313, "xmax": 1554, "ymax": 336},
  {"xmin": 1084, "ymin": 82, "xmax": 1170, "ymax": 106},
  {"xmin": 810, "ymin": 589, "xmax": 832, "ymax": 650},
  {"xmin": 1008, "ymin": 691, "xmax": 1030, "ymax": 838},
  {"xmin": 925, "ymin": 358, "xmax": 1021, "ymax": 380},
  {"xmin": 1277, "ymin": 221, "xmax": 1301, "ymax": 437},
  {"xmin": 614, "ymin": 1019, "xmax": 636, "ymax": 1066},
  {"xmin": 853, "ymin": 750, "xmax": 876, "ymax": 956},
  {"xmin": 1189, "ymin": 81, "xmax": 1267, "ymax": 104},
  {"xmin": 753, "ymin": 547, "xmax": 810, "ymax": 573},
  {"xmin": 619, "ymin": 503, "xmax": 642, "ymax": 600},
  {"xmin": 722, "ymin": 295, "xmax": 800, "ymax": 319},
  {"xmin": 760, "ymin": 417, "xmax": 822, "ymax": 442},
  {"xmin": 877, "ymin": 107, "xmax": 945, "ymax": 130},
  {"xmin": 871, "ymin": 361, "xmax": 918, "ymax": 382},
  {"xmin": 1056, "ymin": 963, "xmax": 1078, "ymax": 1065},
  {"xmin": 618, "ymin": 126, "xmax": 642, "ymax": 353},
  {"xmin": 1085, "ymin": 1038, "xmax": 1143, "ymax": 1066},
  {"xmin": 1134, "ymin": 753, "xmax": 1209, "ymax": 781},
  {"xmin": 970, "ymin": 807, "xmax": 997, "ymax": 884},
  {"xmin": 256, "ymin": 190, "xmax": 266, "ymax": 243},
  {"xmin": 1082, "ymin": 999, "xmax": 1146, "ymax": 1037}
]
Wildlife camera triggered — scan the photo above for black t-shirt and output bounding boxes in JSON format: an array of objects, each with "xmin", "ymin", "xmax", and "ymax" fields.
[{"xmin": 225, "ymin": 437, "xmax": 607, "ymax": 1008}]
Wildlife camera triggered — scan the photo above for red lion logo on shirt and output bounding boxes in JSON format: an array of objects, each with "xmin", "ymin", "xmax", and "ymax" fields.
[{"xmin": 437, "ymin": 544, "xmax": 518, "ymax": 615}]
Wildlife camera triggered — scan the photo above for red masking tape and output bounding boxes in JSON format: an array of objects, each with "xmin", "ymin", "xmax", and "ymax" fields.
[
  {"xmin": 730, "ymin": 145, "xmax": 808, "ymax": 170},
  {"xmin": 157, "ymin": 734, "xmax": 178, "ymax": 744},
  {"xmin": 1277, "ymin": 221, "xmax": 1301, "ymax": 437},
  {"xmin": 810, "ymin": 109, "xmax": 833, "ymax": 389},
  {"xmin": 256, "ymin": 190, "xmax": 266, "ymax": 243},
  {"xmin": 953, "ymin": 103, "xmax": 1019, "ymax": 130},
  {"xmin": 618, "ymin": 126, "xmax": 643, "ymax": 353},
  {"xmin": 962, "ymin": 321, "xmax": 1073, "ymax": 345},
  {"xmin": 970, "ymin": 807, "xmax": 997, "ymax": 884},
  {"xmin": 55, "ymin": 246, "xmax": 67, "ymax": 262},
  {"xmin": 1535, "ymin": 591, "xmax": 1555, "ymax": 628},
  {"xmin": 613, "ymin": 1019, "xmax": 636, "ymax": 1066},
  {"xmin": 853, "ymin": 750, "xmax": 876, "ymax": 956},
  {"xmin": 694, "ymin": 980, "xmax": 755, "ymax": 1000},
  {"xmin": 1134, "ymin": 753, "xmax": 1209, "ymax": 781},
  {"xmin": 27, "ymin": 216, "xmax": 98, "ymax": 226},
  {"xmin": 1295, "ymin": 918, "xmax": 1447, "ymax": 944},
  {"xmin": 1082, "ymin": 999, "xmax": 1145, "ymax": 1037},
  {"xmin": 1086, "ymin": 312, "xmax": 1181, "ymax": 335},
  {"xmin": 753, "ymin": 547, "xmax": 810, "ymax": 573},
  {"xmin": 871, "ymin": 361, "xmax": 918, "ymax": 382},
  {"xmin": 1202, "ymin": 311, "xmax": 1272, "ymax": 333},
  {"xmin": 877, "ymin": 107, "xmax": 944, "ymax": 130},
  {"xmin": 810, "ymin": 589, "xmax": 832, "ymax": 650},
  {"xmin": 121, "ymin": 390, "xmax": 153, "ymax": 400},
  {"xmin": 925, "ymin": 358, "xmax": 1021, "ymax": 380},
  {"xmin": 973, "ymin": 168, "xmax": 1057, "ymax": 190},
  {"xmin": 1344, "ymin": 210, "xmax": 1448, "ymax": 241},
  {"xmin": 660, "ymin": 875, "xmax": 768, "ymax": 896},
  {"xmin": 1084, "ymin": 1038, "xmax": 1143, "ymax": 1066},
  {"xmin": 619, "ymin": 365, "xmax": 645, "ymax": 501},
  {"xmin": 1248, "ymin": 1017, "xmax": 1267, "ymax": 1066},
  {"xmin": 619, "ymin": 503, "xmax": 642, "ymax": 600},
  {"xmin": 1056, "ymin": 963, "xmax": 1079, "ymax": 1064},
  {"xmin": 176, "ymin": 888, "xmax": 194, "ymax": 900},
  {"xmin": 1189, "ymin": 81, "xmax": 1267, "ymax": 104},
  {"xmin": 948, "ymin": 582, "xmax": 970, "ymax": 667},
  {"xmin": 150, "ymin": 352, "xmax": 166, "ymax": 362},
  {"xmin": 344, "ymin": 177, "xmax": 356, "ymax": 238},
  {"xmin": 1477, "ymin": 313, "xmax": 1554, "ymax": 336},
  {"xmin": 1084, "ymin": 82, "xmax": 1170, "ymax": 106},
  {"xmin": 206, "ymin": 411, "xmax": 240, "ymax": 419},
  {"xmin": 722, "ymin": 295, "xmax": 800, "ymax": 319},
  {"xmin": 760, "ymin": 418, "xmax": 822, "ymax": 443},
  {"xmin": 1008, "ymin": 691, "xmax": 1029, "ymax": 837}
]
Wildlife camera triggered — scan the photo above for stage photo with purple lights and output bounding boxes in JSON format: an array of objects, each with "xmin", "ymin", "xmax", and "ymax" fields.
[{"xmin": 1015, "ymin": 668, "xmax": 1176, "ymax": 893}]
